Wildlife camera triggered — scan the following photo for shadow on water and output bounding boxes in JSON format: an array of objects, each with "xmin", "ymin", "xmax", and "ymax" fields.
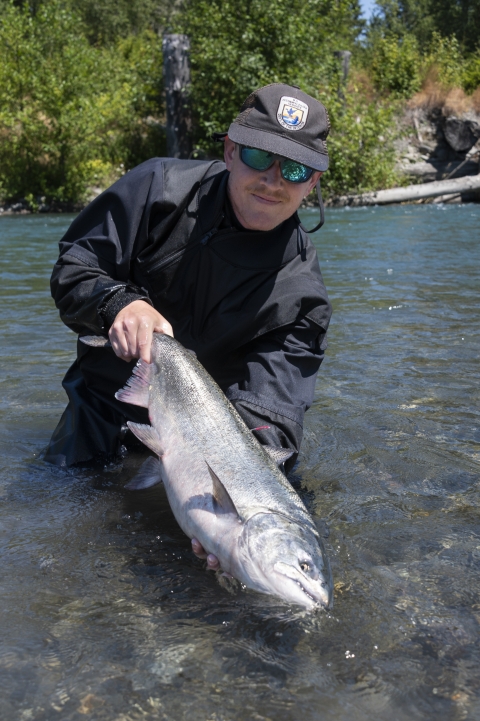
[{"xmin": 0, "ymin": 207, "xmax": 479, "ymax": 720}]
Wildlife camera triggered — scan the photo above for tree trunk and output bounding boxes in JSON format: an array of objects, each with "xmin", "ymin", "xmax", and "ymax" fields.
[
  {"xmin": 162, "ymin": 34, "xmax": 192, "ymax": 159},
  {"xmin": 333, "ymin": 174, "xmax": 480, "ymax": 206}
]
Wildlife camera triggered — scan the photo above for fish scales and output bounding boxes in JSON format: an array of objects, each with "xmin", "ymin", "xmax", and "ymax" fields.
[
  {"xmin": 154, "ymin": 337, "xmax": 313, "ymax": 525},
  {"xmin": 114, "ymin": 333, "xmax": 333, "ymax": 609}
]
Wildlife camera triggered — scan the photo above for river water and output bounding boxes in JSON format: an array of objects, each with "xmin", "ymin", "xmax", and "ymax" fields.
[{"xmin": 0, "ymin": 204, "xmax": 479, "ymax": 721}]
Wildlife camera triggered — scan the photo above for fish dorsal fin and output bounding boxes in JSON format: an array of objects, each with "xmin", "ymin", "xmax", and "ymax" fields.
[
  {"xmin": 206, "ymin": 463, "xmax": 241, "ymax": 519},
  {"xmin": 125, "ymin": 456, "xmax": 163, "ymax": 490},
  {"xmin": 126, "ymin": 422, "xmax": 164, "ymax": 456},
  {"xmin": 264, "ymin": 446, "xmax": 295, "ymax": 467},
  {"xmin": 115, "ymin": 360, "xmax": 154, "ymax": 408},
  {"xmin": 79, "ymin": 335, "xmax": 111, "ymax": 347}
]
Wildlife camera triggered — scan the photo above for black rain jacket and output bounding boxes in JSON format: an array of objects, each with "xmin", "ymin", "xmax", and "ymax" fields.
[{"xmin": 45, "ymin": 158, "xmax": 332, "ymax": 468}]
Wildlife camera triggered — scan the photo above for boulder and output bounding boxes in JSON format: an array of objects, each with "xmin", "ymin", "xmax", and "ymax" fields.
[{"xmin": 443, "ymin": 117, "xmax": 480, "ymax": 153}]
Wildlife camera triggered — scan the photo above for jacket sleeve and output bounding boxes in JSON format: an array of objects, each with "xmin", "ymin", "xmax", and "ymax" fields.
[
  {"xmin": 50, "ymin": 159, "xmax": 165, "ymax": 335},
  {"xmin": 226, "ymin": 317, "xmax": 327, "ymax": 471}
]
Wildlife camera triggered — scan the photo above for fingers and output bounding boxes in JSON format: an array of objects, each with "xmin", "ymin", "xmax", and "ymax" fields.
[
  {"xmin": 109, "ymin": 300, "xmax": 173, "ymax": 363},
  {"xmin": 206, "ymin": 554, "xmax": 221, "ymax": 571},
  {"xmin": 191, "ymin": 539, "xmax": 220, "ymax": 571},
  {"xmin": 191, "ymin": 538, "xmax": 207, "ymax": 559},
  {"xmin": 154, "ymin": 317, "xmax": 174, "ymax": 339},
  {"xmin": 137, "ymin": 318, "xmax": 153, "ymax": 364}
]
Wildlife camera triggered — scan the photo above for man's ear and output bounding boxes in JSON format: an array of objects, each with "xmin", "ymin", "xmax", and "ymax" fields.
[
  {"xmin": 224, "ymin": 136, "xmax": 236, "ymax": 170},
  {"xmin": 305, "ymin": 170, "xmax": 322, "ymax": 197}
]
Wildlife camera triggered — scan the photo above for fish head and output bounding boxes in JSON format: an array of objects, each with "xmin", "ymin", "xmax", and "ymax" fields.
[{"xmin": 240, "ymin": 513, "xmax": 333, "ymax": 610}]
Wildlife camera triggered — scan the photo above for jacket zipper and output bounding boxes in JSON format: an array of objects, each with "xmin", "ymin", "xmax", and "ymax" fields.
[
  {"xmin": 200, "ymin": 213, "xmax": 224, "ymax": 245},
  {"xmin": 146, "ymin": 214, "xmax": 225, "ymax": 274}
]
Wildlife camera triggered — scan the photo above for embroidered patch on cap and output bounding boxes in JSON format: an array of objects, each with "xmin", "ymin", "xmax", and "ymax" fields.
[{"xmin": 276, "ymin": 96, "xmax": 309, "ymax": 131}]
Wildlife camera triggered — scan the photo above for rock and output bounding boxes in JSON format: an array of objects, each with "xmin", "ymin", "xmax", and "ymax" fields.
[{"xmin": 443, "ymin": 117, "xmax": 480, "ymax": 153}]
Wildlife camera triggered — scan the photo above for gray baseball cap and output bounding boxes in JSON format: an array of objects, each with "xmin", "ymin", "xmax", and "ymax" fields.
[{"xmin": 215, "ymin": 83, "xmax": 330, "ymax": 171}]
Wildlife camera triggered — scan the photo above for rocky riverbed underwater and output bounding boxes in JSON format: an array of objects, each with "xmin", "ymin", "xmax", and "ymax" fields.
[{"xmin": 0, "ymin": 205, "xmax": 479, "ymax": 720}]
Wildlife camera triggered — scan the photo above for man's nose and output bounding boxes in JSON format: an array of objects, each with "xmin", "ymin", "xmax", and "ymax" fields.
[{"xmin": 260, "ymin": 160, "xmax": 284, "ymax": 186}]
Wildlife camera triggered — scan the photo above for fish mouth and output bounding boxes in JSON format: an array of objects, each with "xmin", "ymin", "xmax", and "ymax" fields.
[{"xmin": 274, "ymin": 561, "xmax": 332, "ymax": 609}]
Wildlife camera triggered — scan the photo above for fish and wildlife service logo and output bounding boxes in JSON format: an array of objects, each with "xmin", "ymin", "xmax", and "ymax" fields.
[{"xmin": 277, "ymin": 96, "xmax": 309, "ymax": 131}]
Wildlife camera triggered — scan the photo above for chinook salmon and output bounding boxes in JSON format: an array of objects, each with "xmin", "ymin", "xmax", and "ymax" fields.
[{"xmin": 83, "ymin": 333, "xmax": 333, "ymax": 609}]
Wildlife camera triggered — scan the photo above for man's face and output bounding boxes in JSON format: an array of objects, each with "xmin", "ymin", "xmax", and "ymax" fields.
[{"xmin": 224, "ymin": 138, "xmax": 321, "ymax": 232}]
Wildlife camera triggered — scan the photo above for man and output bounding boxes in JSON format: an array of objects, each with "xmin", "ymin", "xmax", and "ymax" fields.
[{"xmin": 45, "ymin": 83, "xmax": 332, "ymax": 484}]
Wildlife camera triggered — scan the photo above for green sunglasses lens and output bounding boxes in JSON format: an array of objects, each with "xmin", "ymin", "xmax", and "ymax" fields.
[
  {"xmin": 281, "ymin": 158, "xmax": 313, "ymax": 183},
  {"xmin": 241, "ymin": 147, "xmax": 274, "ymax": 171},
  {"xmin": 240, "ymin": 146, "xmax": 313, "ymax": 183}
]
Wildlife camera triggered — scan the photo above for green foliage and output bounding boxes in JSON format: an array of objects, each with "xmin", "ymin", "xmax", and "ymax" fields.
[
  {"xmin": 175, "ymin": 0, "xmax": 363, "ymax": 150},
  {"xmin": 428, "ymin": 0, "xmax": 480, "ymax": 55},
  {"xmin": 2, "ymin": 0, "xmax": 477, "ymax": 204},
  {"xmin": 424, "ymin": 32, "xmax": 464, "ymax": 88},
  {"xmin": 321, "ymin": 89, "xmax": 400, "ymax": 196},
  {"xmin": 371, "ymin": 0, "xmax": 480, "ymax": 54},
  {"xmin": 0, "ymin": 0, "xmax": 165, "ymax": 203},
  {"xmin": 371, "ymin": 0, "xmax": 435, "ymax": 47},
  {"xmin": 73, "ymin": 0, "xmax": 174, "ymax": 46},
  {"xmin": 367, "ymin": 3, "xmax": 480, "ymax": 95},
  {"xmin": 370, "ymin": 33, "xmax": 421, "ymax": 97},
  {"xmin": 172, "ymin": 0, "xmax": 402, "ymax": 197},
  {"xmin": 462, "ymin": 53, "xmax": 480, "ymax": 94}
]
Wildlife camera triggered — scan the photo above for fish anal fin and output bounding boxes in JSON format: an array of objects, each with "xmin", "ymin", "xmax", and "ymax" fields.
[
  {"xmin": 115, "ymin": 360, "xmax": 154, "ymax": 408},
  {"xmin": 126, "ymin": 422, "xmax": 164, "ymax": 456},
  {"xmin": 206, "ymin": 463, "xmax": 241, "ymax": 519},
  {"xmin": 125, "ymin": 456, "xmax": 163, "ymax": 491},
  {"xmin": 263, "ymin": 446, "xmax": 295, "ymax": 467}
]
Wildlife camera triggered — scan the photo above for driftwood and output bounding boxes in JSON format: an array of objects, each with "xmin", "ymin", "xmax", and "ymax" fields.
[{"xmin": 333, "ymin": 173, "xmax": 480, "ymax": 206}]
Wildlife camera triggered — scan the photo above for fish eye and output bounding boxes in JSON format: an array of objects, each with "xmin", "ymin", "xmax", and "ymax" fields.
[{"xmin": 300, "ymin": 561, "xmax": 310, "ymax": 573}]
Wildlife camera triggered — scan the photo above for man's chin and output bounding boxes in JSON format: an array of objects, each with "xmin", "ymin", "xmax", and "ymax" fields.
[{"xmin": 239, "ymin": 208, "xmax": 286, "ymax": 232}]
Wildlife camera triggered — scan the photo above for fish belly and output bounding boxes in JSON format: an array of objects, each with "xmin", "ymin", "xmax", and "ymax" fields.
[{"xmin": 159, "ymin": 440, "xmax": 242, "ymax": 573}]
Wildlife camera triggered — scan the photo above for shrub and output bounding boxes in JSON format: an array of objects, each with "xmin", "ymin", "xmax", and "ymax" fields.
[
  {"xmin": 370, "ymin": 33, "xmax": 422, "ymax": 98},
  {"xmin": 462, "ymin": 53, "xmax": 480, "ymax": 94},
  {"xmin": 320, "ymin": 89, "xmax": 400, "ymax": 196},
  {"xmin": 0, "ymin": 1, "xmax": 165, "ymax": 203},
  {"xmin": 424, "ymin": 32, "xmax": 464, "ymax": 88},
  {"xmin": 175, "ymin": 0, "xmax": 363, "ymax": 151}
]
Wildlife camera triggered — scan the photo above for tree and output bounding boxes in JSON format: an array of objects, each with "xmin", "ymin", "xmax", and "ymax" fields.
[
  {"xmin": 371, "ymin": 0, "xmax": 480, "ymax": 53},
  {"xmin": 0, "ymin": 0, "xmax": 165, "ymax": 202},
  {"xmin": 175, "ymin": 0, "xmax": 364, "ymax": 150}
]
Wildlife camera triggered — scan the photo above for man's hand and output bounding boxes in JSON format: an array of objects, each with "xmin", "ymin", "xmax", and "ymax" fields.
[
  {"xmin": 191, "ymin": 538, "xmax": 220, "ymax": 571},
  {"xmin": 109, "ymin": 300, "xmax": 173, "ymax": 363}
]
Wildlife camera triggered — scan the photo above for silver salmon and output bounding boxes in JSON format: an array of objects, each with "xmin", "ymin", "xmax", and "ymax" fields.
[{"xmin": 109, "ymin": 333, "xmax": 333, "ymax": 609}]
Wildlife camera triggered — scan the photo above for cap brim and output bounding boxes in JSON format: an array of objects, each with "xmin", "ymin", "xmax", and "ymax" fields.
[{"xmin": 228, "ymin": 124, "xmax": 329, "ymax": 172}]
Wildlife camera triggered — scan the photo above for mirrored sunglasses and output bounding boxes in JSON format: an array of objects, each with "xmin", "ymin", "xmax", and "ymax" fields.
[{"xmin": 239, "ymin": 146, "xmax": 314, "ymax": 184}]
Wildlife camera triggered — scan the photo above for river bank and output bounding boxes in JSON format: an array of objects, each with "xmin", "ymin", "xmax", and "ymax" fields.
[{"xmin": 2, "ymin": 99, "xmax": 480, "ymax": 215}]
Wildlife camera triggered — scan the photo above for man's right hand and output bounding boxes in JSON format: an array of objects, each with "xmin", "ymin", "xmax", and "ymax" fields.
[{"xmin": 109, "ymin": 300, "xmax": 173, "ymax": 364}]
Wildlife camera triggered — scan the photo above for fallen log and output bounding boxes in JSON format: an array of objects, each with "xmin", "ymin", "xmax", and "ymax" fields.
[{"xmin": 333, "ymin": 173, "xmax": 480, "ymax": 207}]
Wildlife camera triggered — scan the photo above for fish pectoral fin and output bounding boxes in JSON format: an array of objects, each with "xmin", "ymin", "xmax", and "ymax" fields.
[
  {"xmin": 126, "ymin": 422, "xmax": 164, "ymax": 456},
  {"xmin": 263, "ymin": 445, "xmax": 295, "ymax": 467},
  {"xmin": 125, "ymin": 456, "xmax": 163, "ymax": 490},
  {"xmin": 115, "ymin": 359, "xmax": 154, "ymax": 408},
  {"xmin": 79, "ymin": 335, "xmax": 111, "ymax": 347},
  {"xmin": 206, "ymin": 463, "xmax": 241, "ymax": 519}
]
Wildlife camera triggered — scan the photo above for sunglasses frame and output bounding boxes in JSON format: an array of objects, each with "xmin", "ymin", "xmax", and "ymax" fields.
[{"xmin": 239, "ymin": 145, "xmax": 314, "ymax": 184}]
